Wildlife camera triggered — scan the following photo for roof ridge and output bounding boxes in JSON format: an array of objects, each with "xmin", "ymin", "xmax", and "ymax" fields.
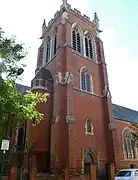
[{"xmin": 112, "ymin": 103, "xmax": 138, "ymax": 113}]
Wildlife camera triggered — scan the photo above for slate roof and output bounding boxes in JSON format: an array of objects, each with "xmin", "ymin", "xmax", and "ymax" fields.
[
  {"xmin": 33, "ymin": 68, "xmax": 53, "ymax": 81},
  {"xmin": 15, "ymin": 84, "xmax": 138, "ymax": 124},
  {"xmin": 16, "ymin": 83, "xmax": 31, "ymax": 93},
  {"xmin": 112, "ymin": 104, "xmax": 138, "ymax": 123}
]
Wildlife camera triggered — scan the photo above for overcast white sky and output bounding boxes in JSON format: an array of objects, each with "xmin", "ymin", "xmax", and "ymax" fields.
[{"xmin": 0, "ymin": 0, "xmax": 138, "ymax": 111}]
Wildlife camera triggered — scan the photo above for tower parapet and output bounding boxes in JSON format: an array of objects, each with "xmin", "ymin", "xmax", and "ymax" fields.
[{"xmin": 41, "ymin": 2, "xmax": 102, "ymax": 38}]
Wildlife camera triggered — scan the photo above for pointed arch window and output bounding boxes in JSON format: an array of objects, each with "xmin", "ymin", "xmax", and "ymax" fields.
[
  {"xmin": 81, "ymin": 72, "xmax": 85, "ymax": 90},
  {"xmin": 46, "ymin": 36, "xmax": 51, "ymax": 63},
  {"xmin": 72, "ymin": 26, "xmax": 81, "ymax": 53},
  {"xmin": 53, "ymin": 34, "xmax": 57, "ymax": 55},
  {"xmin": 86, "ymin": 73, "xmax": 91, "ymax": 92},
  {"xmin": 80, "ymin": 67, "xmax": 93, "ymax": 93},
  {"xmin": 85, "ymin": 119, "xmax": 94, "ymax": 135},
  {"xmin": 52, "ymin": 27, "xmax": 57, "ymax": 57},
  {"xmin": 123, "ymin": 129, "xmax": 136, "ymax": 159},
  {"xmin": 37, "ymin": 45, "xmax": 43, "ymax": 68},
  {"xmin": 84, "ymin": 33, "xmax": 94, "ymax": 59}
]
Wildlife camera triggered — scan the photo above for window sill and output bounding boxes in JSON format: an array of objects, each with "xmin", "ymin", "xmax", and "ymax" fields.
[
  {"xmin": 72, "ymin": 50, "xmax": 97, "ymax": 64},
  {"xmin": 31, "ymin": 86, "xmax": 51, "ymax": 93},
  {"xmin": 45, "ymin": 55, "xmax": 56, "ymax": 66},
  {"xmin": 85, "ymin": 56, "xmax": 94, "ymax": 61},
  {"xmin": 79, "ymin": 89, "xmax": 94, "ymax": 95},
  {"xmin": 85, "ymin": 132, "xmax": 94, "ymax": 135},
  {"xmin": 74, "ymin": 87, "xmax": 104, "ymax": 99},
  {"xmin": 72, "ymin": 49, "xmax": 82, "ymax": 56},
  {"xmin": 122, "ymin": 158, "xmax": 138, "ymax": 161}
]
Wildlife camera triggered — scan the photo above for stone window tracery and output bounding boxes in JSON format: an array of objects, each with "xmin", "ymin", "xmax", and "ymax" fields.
[
  {"xmin": 80, "ymin": 67, "xmax": 93, "ymax": 93},
  {"xmin": 46, "ymin": 36, "xmax": 51, "ymax": 63},
  {"xmin": 84, "ymin": 32, "xmax": 95, "ymax": 59},
  {"xmin": 72, "ymin": 26, "xmax": 82, "ymax": 53},
  {"xmin": 123, "ymin": 128, "xmax": 136, "ymax": 159},
  {"xmin": 52, "ymin": 27, "xmax": 57, "ymax": 57}
]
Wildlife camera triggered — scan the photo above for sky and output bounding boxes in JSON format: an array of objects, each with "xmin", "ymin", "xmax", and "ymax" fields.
[{"xmin": 0, "ymin": 0, "xmax": 138, "ymax": 110}]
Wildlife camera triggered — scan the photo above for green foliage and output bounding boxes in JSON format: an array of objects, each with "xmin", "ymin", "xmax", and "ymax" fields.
[
  {"xmin": 0, "ymin": 27, "xmax": 26, "ymax": 80},
  {"xmin": 0, "ymin": 80, "xmax": 48, "ymax": 125},
  {"xmin": 0, "ymin": 28, "xmax": 48, "ymax": 136}
]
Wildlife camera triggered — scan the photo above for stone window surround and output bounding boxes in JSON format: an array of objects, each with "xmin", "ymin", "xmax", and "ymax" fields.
[
  {"xmin": 41, "ymin": 23, "xmax": 97, "ymax": 67},
  {"xmin": 31, "ymin": 79, "xmax": 50, "ymax": 92},
  {"xmin": 85, "ymin": 119, "xmax": 94, "ymax": 135},
  {"xmin": 71, "ymin": 23, "xmax": 97, "ymax": 62},
  {"xmin": 42, "ymin": 28, "xmax": 57, "ymax": 66},
  {"xmin": 122, "ymin": 127, "xmax": 138, "ymax": 160},
  {"xmin": 80, "ymin": 66, "xmax": 94, "ymax": 94}
]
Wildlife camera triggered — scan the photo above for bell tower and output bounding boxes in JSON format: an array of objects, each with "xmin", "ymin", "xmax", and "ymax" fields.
[{"xmin": 28, "ymin": 0, "xmax": 115, "ymax": 173}]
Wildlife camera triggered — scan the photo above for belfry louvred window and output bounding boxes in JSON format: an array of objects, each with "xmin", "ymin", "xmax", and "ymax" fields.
[
  {"xmin": 72, "ymin": 27, "xmax": 81, "ymax": 53},
  {"xmin": 52, "ymin": 27, "xmax": 57, "ymax": 56},
  {"xmin": 46, "ymin": 37, "xmax": 51, "ymax": 63},
  {"xmin": 53, "ymin": 34, "xmax": 57, "ymax": 56},
  {"xmin": 37, "ymin": 45, "xmax": 43, "ymax": 67},
  {"xmin": 85, "ymin": 34, "xmax": 94, "ymax": 59}
]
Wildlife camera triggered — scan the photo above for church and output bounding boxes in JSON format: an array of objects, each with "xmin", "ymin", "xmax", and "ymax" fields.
[{"xmin": 9, "ymin": 1, "xmax": 138, "ymax": 179}]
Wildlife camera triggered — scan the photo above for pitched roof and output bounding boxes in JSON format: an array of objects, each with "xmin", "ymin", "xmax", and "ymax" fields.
[
  {"xmin": 32, "ymin": 68, "xmax": 53, "ymax": 82},
  {"xmin": 16, "ymin": 83, "xmax": 30, "ymax": 93},
  {"xmin": 15, "ymin": 84, "xmax": 138, "ymax": 124},
  {"xmin": 112, "ymin": 104, "xmax": 138, "ymax": 123}
]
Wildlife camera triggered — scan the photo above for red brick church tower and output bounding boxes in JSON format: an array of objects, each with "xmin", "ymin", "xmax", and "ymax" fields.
[{"xmin": 27, "ymin": 0, "xmax": 116, "ymax": 175}]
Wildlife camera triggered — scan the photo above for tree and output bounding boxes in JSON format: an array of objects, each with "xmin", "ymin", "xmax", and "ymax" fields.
[
  {"xmin": 0, "ymin": 28, "xmax": 48, "ymax": 138},
  {"xmin": 0, "ymin": 28, "xmax": 26, "ymax": 80}
]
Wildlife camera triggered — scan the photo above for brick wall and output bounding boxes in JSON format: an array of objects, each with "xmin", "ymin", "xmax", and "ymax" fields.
[{"xmin": 113, "ymin": 119, "xmax": 138, "ymax": 169}]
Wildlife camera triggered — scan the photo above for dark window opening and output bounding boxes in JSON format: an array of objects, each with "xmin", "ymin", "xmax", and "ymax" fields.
[
  {"xmin": 53, "ymin": 35, "xmax": 57, "ymax": 55},
  {"xmin": 35, "ymin": 80, "xmax": 39, "ymax": 86},
  {"xmin": 89, "ymin": 39, "xmax": 93, "ymax": 59},
  {"xmin": 86, "ymin": 73, "xmax": 90, "ymax": 92},
  {"xmin": 77, "ymin": 32, "xmax": 81, "ymax": 53},
  {"xmin": 81, "ymin": 72, "xmax": 85, "ymax": 90},
  {"xmin": 17, "ymin": 127, "xmax": 24, "ymax": 151},
  {"xmin": 46, "ymin": 38, "xmax": 51, "ymax": 62},
  {"xmin": 87, "ymin": 120, "xmax": 92, "ymax": 133},
  {"xmin": 72, "ymin": 30, "xmax": 76, "ymax": 51},
  {"xmin": 85, "ymin": 36, "xmax": 94, "ymax": 59},
  {"xmin": 85, "ymin": 37, "xmax": 89, "ymax": 57},
  {"xmin": 72, "ymin": 28, "xmax": 81, "ymax": 53},
  {"xmin": 31, "ymin": 81, "xmax": 33, "ymax": 88},
  {"xmin": 42, "ymin": 80, "xmax": 45, "ymax": 87},
  {"xmin": 81, "ymin": 69, "xmax": 92, "ymax": 92}
]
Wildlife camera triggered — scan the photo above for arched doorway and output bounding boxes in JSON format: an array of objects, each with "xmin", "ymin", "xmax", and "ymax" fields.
[{"xmin": 84, "ymin": 152, "xmax": 97, "ymax": 175}]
